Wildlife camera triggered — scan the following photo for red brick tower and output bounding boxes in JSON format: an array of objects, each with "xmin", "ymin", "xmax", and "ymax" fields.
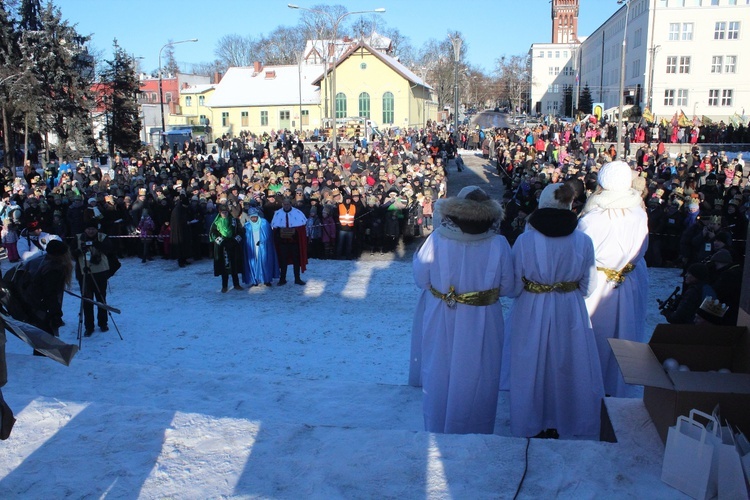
[{"xmin": 551, "ymin": 0, "xmax": 580, "ymax": 44}]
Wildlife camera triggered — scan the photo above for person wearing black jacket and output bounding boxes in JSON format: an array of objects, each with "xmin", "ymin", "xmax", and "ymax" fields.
[
  {"xmin": 22, "ymin": 239, "xmax": 73, "ymax": 338},
  {"xmin": 72, "ymin": 223, "xmax": 114, "ymax": 336}
]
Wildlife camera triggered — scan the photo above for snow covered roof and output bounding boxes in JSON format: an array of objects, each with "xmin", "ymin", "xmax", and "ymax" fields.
[
  {"xmin": 180, "ymin": 84, "xmax": 215, "ymax": 95},
  {"xmin": 312, "ymin": 40, "xmax": 431, "ymax": 91},
  {"xmin": 207, "ymin": 63, "xmax": 324, "ymax": 108}
]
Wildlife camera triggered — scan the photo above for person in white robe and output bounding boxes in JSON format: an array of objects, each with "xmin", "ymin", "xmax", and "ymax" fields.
[
  {"xmin": 502, "ymin": 183, "xmax": 603, "ymax": 438},
  {"xmin": 578, "ymin": 161, "xmax": 649, "ymax": 397},
  {"xmin": 411, "ymin": 186, "xmax": 514, "ymax": 434}
]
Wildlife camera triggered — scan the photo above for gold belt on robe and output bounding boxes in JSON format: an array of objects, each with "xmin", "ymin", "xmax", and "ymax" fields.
[
  {"xmin": 597, "ymin": 263, "xmax": 636, "ymax": 287},
  {"xmin": 522, "ymin": 276, "xmax": 579, "ymax": 293},
  {"xmin": 430, "ymin": 285, "xmax": 499, "ymax": 308}
]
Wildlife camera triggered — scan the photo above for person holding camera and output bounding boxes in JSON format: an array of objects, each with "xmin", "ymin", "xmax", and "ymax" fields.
[{"xmin": 72, "ymin": 222, "xmax": 114, "ymax": 336}]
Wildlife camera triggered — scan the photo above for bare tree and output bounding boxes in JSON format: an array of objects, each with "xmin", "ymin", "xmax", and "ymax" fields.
[
  {"xmin": 254, "ymin": 26, "xmax": 305, "ymax": 66},
  {"xmin": 414, "ymin": 32, "xmax": 466, "ymax": 110},
  {"xmin": 496, "ymin": 54, "xmax": 531, "ymax": 114},
  {"xmin": 189, "ymin": 60, "xmax": 226, "ymax": 78},
  {"xmin": 215, "ymin": 34, "xmax": 253, "ymax": 68}
]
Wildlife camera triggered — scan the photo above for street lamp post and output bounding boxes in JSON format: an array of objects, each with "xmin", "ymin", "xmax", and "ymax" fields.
[
  {"xmin": 288, "ymin": 4, "xmax": 385, "ymax": 160},
  {"xmin": 450, "ymin": 35, "xmax": 462, "ymax": 136},
  {"xmin": 616, "ymin": 0, "xmax": 631, "ymax": 159},
  {"xmin": 158, "ymin": 38, "xmax": 198, "ymax": 147}
]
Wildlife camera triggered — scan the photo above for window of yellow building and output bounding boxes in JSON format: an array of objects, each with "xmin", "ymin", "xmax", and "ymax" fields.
[
  {"xmin": 336, "ymin": 93, "xmax": 347, "ymax": 119},
  {"xmin": 222, "ymin": 112, "xmax": 229, "ymax": 127},
  {"xmin": 199, "ymin": 96, "xmax": 205, "ymax": 106},
  {"xmin": 358, "ymin": 92, "xmax": 370, "ymax": 119},
  {"xmin": 241, "ymin": 111, "xmax": 249, "ymax": 127},
  {"xmin": 261, "ymin": 111, "xmax": 268, "ymax": 126},
  {"xmin": 185, "ymin": 96, "xmax": 192, "ymax": 107},
  {"xmin": 302, "ymin": 109, "xmax": 309, "ymax": 126},
  {"xmin": 382, "ymin": 92, "xmax": 394, "ymax": 124}
]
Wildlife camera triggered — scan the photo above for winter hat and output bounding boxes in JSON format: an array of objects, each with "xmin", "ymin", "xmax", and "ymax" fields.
[
  {"xmin": 88, "ymin": 197, "xmax": 97, "ymax": 204},
  {"xmin": 687, "ymin": 263, "xmax": 709, "ymax": 283},
  {"xmin": 597, "ymin": 161, "xmax": 632, "ymax": 192},
  {"xmin": 709, "ymin": 249, "xmax": 733, "ymax": 265},
  {"xmin": 45, "ymin": 239, "xmax": 68, "ymax": 257},
  {"xmin": 26, "ymin": 220, "xmax": 40, "ymax": 231},
  {"xmin": 538, "ymin": 184, "xmax": 573, "ymax": 210},
  {"xmin": 84, "ymin": 220, "xmax": 98, "ymax": 230}
]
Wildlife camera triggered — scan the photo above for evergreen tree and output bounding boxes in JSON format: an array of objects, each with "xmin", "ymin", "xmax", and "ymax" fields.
[
  {"xmin": 18, "ymin": 0, "xmax": 42, "ymax": 31},
  {"xmin": 578, "ymin": 84, "xmax": 593, "ymax": 115},
  {"xmin": 17, "ymin": 2, "xmax": 95, "ymax": 160},
  {"xmin": 100, "ymin": 39, "xmax": 142, "ymax": 156},
  {"xmin": 163, "ymin": 42, "xmax": 179, "ymax": 77},
  {"xmin": 563, "ymin": 85, "xmax": 573, "ymax": 118},
  {"xmin": 0, "ymin": 0, "xmax": 22, "ymax": 166}
]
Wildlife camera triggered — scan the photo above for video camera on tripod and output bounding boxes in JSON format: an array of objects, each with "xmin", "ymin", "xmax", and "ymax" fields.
[{"xmin": 657, "ymin": 286, "xmax": 681, "ymax": 312}]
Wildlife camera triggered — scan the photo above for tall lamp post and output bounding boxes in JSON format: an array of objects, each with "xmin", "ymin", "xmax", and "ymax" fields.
[
  {"xmin": 158, "ymin": 38, "xmax": 198, "ymax": 147},
  {"xmin": 616, "ymin": 0, "xmax": 631, "ymax": 159},
  {"xmin": 450, "ymin": 35, "xmax": 462, "ymax": 135},
  {"xmin": 288, "ymin": 4, "xmax": 385, "ymax": 159}
]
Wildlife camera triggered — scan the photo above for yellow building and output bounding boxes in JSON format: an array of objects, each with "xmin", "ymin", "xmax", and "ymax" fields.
[
  {"xmin": 173, "ymin": 84, "xmax": 216, "ymax": 131},
  {"xmin": 192, "ymin": 39, "xmax": 435, "ymax": 138},
  {"xmin": 315, "ymin": 40, "xmax": 435, "ymax": 131}
]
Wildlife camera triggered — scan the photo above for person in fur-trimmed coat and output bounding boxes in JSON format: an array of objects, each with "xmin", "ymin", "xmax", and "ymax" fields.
[{"xmin": 410, "ymin": 186, "xmax": 514, "ymax": 434}]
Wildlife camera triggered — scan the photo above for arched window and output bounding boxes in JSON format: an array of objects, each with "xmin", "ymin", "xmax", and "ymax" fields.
[
  {"xmin": 382, "ymin": 91, "xmax": 394, "ymax": 124},
  {"xmin": 358, "ymin": 92, "xmax": 370, "ymax": 119},
  {"xmin": 335, "ymin": 92, "xmax": 347, "ymax": 119}
]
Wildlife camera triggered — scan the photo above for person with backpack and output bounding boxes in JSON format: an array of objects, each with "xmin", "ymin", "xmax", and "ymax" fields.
[
  {"xmin": 16, "ymin": 220, "xmax": 62, "ymax": 263},
  {"xmin": 72, "ymin": 223, "xmax": 114, "ymax": 337},
  {"xmin": 20, "ymin": 240, "xmax": 73, "ymax": 338}
]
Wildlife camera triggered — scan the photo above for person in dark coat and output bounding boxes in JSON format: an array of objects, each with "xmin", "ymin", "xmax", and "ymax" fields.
[
  {"xmin": 170, "ymin": 195, "xmax": 190, "ymax": 267},
  {"xmin": 21, "ymin": 239, "xmax": 73, "ymax": 338},
  {"xmin": 707, "ymin": 249, "xmax": 743, "ymax": 325},
  {"xmin": 209, "ymin": 205, "xmax": 244, "ymax": 293},
  {"xmin": 72, "ymin": 223, "xmax": 114, "ymax": 336},
  {"xmin": 661, "ymin": 263, "xmax": 716, "ymax": 324}
]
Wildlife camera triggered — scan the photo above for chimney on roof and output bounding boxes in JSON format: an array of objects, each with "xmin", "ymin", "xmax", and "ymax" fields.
[
  {"xmin": 213, "ymin": 72, "xmax": 222, "ymax": 84},
  {"xmin": 181, "ymin": 82, "xmax": 189, "ymax": 90},
  {"xmin": 253, "ymin": 61, "xmax": 262, "ymax": 74}
]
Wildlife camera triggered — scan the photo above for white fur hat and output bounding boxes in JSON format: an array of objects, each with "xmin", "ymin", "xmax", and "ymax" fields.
[
  {"xmin": 598, "ymin": 161, "xmax": 633, "ymax": 192},
  {"xmin": 538, "ymin": 184, "xmax": 571, "ymax": 210}
]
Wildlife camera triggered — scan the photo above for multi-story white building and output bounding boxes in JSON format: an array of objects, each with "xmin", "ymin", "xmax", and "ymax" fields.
[
  {"xmin": 577, "ymin": 0, "xmax": 750, "ymax": 122},
  {"xmin": 529, "ymin": 0, "xmax": 581, "ymax": 116},
  {"xmin": 529, "ymin": 43, "xmax": 581, "ymax": 116},
  {"xmin": 531, "ymin": 0, "xmax": 750, "ymax": 122}
]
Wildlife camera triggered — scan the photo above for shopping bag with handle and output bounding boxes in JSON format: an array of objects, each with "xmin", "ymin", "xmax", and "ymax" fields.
[{"xmin": 661, "ymin": 409, "xmax": 717, "ymax": 499}]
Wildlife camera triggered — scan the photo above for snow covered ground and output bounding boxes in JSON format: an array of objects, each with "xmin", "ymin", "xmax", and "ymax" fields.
[{"xmin": 0, "ymin": 251, "xmax": 687, "ymax": 499}]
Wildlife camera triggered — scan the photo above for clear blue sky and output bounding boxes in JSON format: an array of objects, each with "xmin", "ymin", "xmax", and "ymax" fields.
[{"xmin": 53, "ymin": 0, "xmax": 618, "ymax": 74}]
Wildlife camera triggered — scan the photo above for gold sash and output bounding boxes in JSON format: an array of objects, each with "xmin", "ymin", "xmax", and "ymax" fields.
[
  {"xmin": 597, "ymin": 263, "xmax": 636, "ymax": 286},
  {"xmin": 430, "ymin": 285, "xmax": 500, "ymax": 308},
  {"xmin": 522, "ymin": 276, "xmax": 579, "ymax": 294}
]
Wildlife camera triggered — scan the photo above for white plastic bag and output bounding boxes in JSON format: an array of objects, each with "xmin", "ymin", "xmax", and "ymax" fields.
[
  {"xmin": 713, "ymin": 423, "xmax": 748, "ymax": 500},
  {"xmin": 661, "ymin": 409, "xmax": 717, "ymax": 499}
]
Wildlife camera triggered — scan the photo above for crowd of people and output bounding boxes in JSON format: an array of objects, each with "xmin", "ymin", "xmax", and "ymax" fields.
[
  {"xmin": 0, "ymin": 125, "xmax": 457, "ymax": 278},
  {"xmin": 0, "ymin": 113, "xmax": 747, "ymax": 441}
]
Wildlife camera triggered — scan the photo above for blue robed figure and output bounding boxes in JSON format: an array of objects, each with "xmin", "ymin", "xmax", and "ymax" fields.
[{"xmin": 242, "ymin": 208, "xmax": 279, "ymax": 286}]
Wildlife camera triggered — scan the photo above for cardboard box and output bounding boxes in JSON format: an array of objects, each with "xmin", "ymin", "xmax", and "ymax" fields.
[{"xmin": 609, "ymin": 324, "xmax": 750, "ymax": 443}]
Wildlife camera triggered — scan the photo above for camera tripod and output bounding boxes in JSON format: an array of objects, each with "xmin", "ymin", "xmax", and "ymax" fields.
[{"xmin": 74, "ymin": 260, "xmax": 122, "ymax": 349}]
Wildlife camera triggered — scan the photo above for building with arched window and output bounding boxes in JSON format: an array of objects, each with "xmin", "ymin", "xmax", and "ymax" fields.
[{"xmin": 314, "ymin": 40, "xmax": 435, "ymax": 131}]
